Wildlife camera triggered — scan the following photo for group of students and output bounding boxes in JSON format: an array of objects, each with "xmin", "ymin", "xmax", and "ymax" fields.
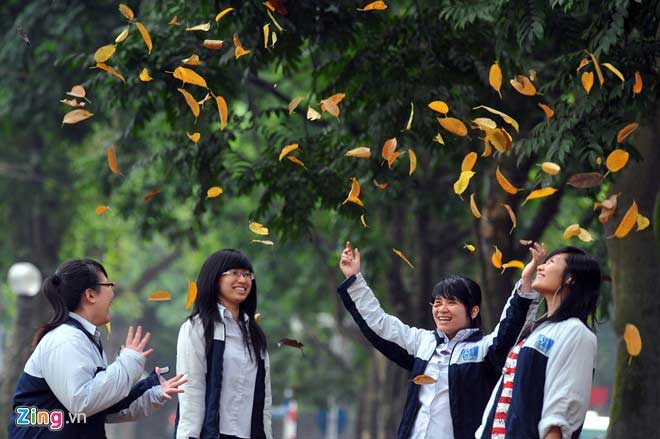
[{"xmin": 8, "ymin": 241, "xmax": 601, "ymax": 439}]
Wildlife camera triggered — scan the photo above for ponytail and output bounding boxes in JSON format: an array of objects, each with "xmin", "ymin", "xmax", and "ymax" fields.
[{"xmin": 32, "ymin": 259, "xmax": 107, "ymax": 348}]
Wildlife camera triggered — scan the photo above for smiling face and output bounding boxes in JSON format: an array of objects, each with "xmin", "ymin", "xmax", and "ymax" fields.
[
  {"xmin": 532, "ymin": 252, "xmax": 569, "ymax": 295},
  {"xmin": 431, "ymin": 297, "xmax": 477, "ymax": 339},
  {"xmin": 218, "ymin": 269, "xmax": 252, "ymax": 309}
]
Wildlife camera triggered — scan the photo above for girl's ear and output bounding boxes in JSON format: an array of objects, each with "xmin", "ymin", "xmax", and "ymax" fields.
[
  {"xmin": 82, "ymin": 288, "xmax": 97, "ymax": 305},
  {"xmin": 471, "ymin": 305, "xmax": 480, "ymax": 320}
]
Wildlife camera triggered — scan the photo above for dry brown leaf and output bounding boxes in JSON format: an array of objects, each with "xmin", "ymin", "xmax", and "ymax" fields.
[
  {"xmin": 617, "ymin": 123, "xmax": 639, "ymax": 144},
  {"xmin": 567, "ymin": 172, "xmax": 604, "ymax": 189},
  {"xmin": 203, "ymin": 40, "xmax": 224, "ymax": 50},
  {"xmin": 633, "ymin": 72, "xmax": 643, "ymax": 95},
  {"xmin": 107, "ymin": 145, "xmax": 120, "ymax": 174},
  {"xmin": 288, "ymin": 97, "xmax": 302, "ymax": 114},
  {"xmin": 62, "ymin": 109, "xmax": 94, "ymax": 125}
]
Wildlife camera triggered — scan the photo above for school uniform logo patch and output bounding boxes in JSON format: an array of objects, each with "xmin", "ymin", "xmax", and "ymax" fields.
[
  {"xmin": 460, "ymin": 346, "xmax": 479, "ymax": 361},
  {"xmin": 534, "ymin": 335, "xmax": 555, "ymax": 355}
]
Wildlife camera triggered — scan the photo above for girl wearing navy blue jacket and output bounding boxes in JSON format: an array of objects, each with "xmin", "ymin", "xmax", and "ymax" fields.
[
  {"xmin": 8, "ymin": 258, "xmax": 187, "ymax": 439},
  {"xmin": 338, "ymin": 241, "xmax": 540, "ymax": 439},
  {"xmin": 175, "ymin": 249, "xmax": 272, "ymax": 439},
  {"xmin": 476, "ymin": 245, "xmax": 601, "ymax": 439}
]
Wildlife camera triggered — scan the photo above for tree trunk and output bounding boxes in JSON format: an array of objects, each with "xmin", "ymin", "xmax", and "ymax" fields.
[{"xmin": 606, "ymin": 107, "xmax": 660, "ymax": 439}]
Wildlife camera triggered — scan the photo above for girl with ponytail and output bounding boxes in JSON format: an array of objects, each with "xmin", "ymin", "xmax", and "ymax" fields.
[
  {"xmin": 9, "ymin": 259, "xmax": 187, "ymax": 438},
  {"xmin": 175, "ymin": 249, "xmax": 272, "ymax": 439}
]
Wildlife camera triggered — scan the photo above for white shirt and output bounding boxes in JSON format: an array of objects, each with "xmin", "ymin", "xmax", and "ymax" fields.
[
  {"xmin": 218, "ymin": 304, "xmax": 259, "ymax": 438},
  {"xmin": 411, "ymin": 328, "xmax": 480, "ymax": 439}
]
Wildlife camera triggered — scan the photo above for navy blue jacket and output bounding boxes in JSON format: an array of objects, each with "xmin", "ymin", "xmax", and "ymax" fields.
[{"xmin": 338, "ymin": 273, "xmax": 536, "ymax": 439}]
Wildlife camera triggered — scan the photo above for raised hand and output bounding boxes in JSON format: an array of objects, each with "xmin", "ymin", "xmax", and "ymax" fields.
[
  {"xmin": 340, "ymin": 241, "xmax": 361, "ymax": 279},
  {"xmin": 122, "ymin": 326, "xmax": 154, "ymax": 357},
  {"xmin": 156, "ymin": 367, "xmax": 188, "ymax": 401},
  {"xmin": 521, "ymin": 242, "xmax": 546, "ymax": 293}
]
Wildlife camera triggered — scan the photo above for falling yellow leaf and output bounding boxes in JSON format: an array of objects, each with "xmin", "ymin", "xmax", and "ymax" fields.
[
  {"xmin": 107, "ymin": 145, "xmax": 120, "ymax": 174},
  {"xmin": 453, "ymin": 171, "xmax": 475, "ymax": 196},
  {"xmin": 472, "ymin": 105, "xmax": 519, "ymax": 132},
  {"xmin": 523, "ymin": 187, "xmax": 558, "ymax": 204},
  {"xmin": 358, "ymin": 1, "xmax": 388, "ymax": 11},
  {"xmin": 252, "ymin": 239, "xmax": 275, "ymax": 246},
  {"xmin": 469, "ymin": 193, "xmax": 481, "ymax": 219},
  {"xmin": 95, "ymin": 63, "xmax": 125, "ymax": 82},
  {"xmin": 624, "ymin": 323, "xmax": 642, "ymax": 357},
  {"xmin": 541, "ymin": 162, "xmax": 561, "ymax": 175},
  {"xmin": 489, "ymin": 62, "xmax": 502, "ymax": 98},
  {"xmin": 408, "ymin": 149, "xmax": 417, "ymax": 175},
  {"xmin": 464, "ymin": 244, "xmax": 476, "ymax": 252},
  {"xmin": 601, "ymin": 63, "xmax": 624, "ymax": 83},
  {"xmin": 203, "ymin": 40, "xmax": 224, "ymax": 50},
  {"xmin": 254, "ymin": 313, "xmax": 262, "ymax": 324},
  {"xmin": 96, "ymin": 205, "xmax": 109, "ymax": 216},
  {"xmin": 538, "ymin": 103, "xmax": 554, "ymax": 119},
  {"xmin": 616, "ymin": 123, "xmax": 638, "ymax": 144},
  {"xmin": 613, "ymin": 201, "xmax": 638, "ymax": 238},
  {"xmin": 510, "ymin": 75, "xmax": 536, "ymax": 96},
  {"xmin": 636, "ymin": 214, "xmax": 650, "ymax": 231},
  {"xmin": 528, "ymin": 69, "xmax": 537, "ymax": 81},
  {"xmin": 501, "ymin": 260, "xmax": 525, "ymax": 271},
  {"xmin": 207, "ymin": 186, "xmax": 223, "ymax": 198},
  {"xmin": 288, "ymin": 96, "xmax": 302, "ymax": 114},
  {"xmin": 168, "ymin": 16, "xmax": 178, "ymax": 25},
  {"xmin": 94, "ymin": 44, "xmax": 116, "ymax": 63},
  {"xmin": 345, "ymin": 147, "xmax": 371, "ymax": 158},
  {"xmin": 581, "ymin": 71, "xmax": 594, "ymax": 94},
  {"xmin": 433, "ymin": 133, "xmax": 445, "ymax": 145},
  {"xmin": 428, "ymin": 101, "xmax": 449, "ymax": 114},
  {"xmin": 135, "ymin": 22, "xmax": 152, "ymax": 55},
  {"xmin": 105, "ymin": 322, "xmax": 112, "ymax": 336},
  {"xmin": 215, "ymin": 7, "xmax": 235, "ymax": 22},
  {"xmin": 633, "ymin": 72, "xmax": 643, "ymax": 95},
  {"xmin": 586, "ymin": 51, "xmax": 604, "ymax": 86},
  {"xmin": 373, "ymin": 179, "xmax": 388, "ymax": 189},
  {"xmin": 286, "ymin": 156, "xmax": 305, "ymax": 167},
  {"xmin": 187, "ymin": 132, "xmax": 201, "ymax": 143},
  {"xmin": 266, "ymin": 9, "xmax": 284, "ymax": 31},
  {"xmin": 381, "ymin": 137, "xmax": 400, "ymax": 168},
  {"xmin": 263, "ymin": 23, "xmax": 270, "ymax": 48},
  {"xmin": 216, "ymin": 96, "xmax": 228, "ymax": 130},
  {"xmin": 438, "ymin": 117, "xmax": 468, "ymax": 136},
  {"xmin": 491, "ymin": 246, "xmax": 503, "ymax": 269},
  {"xmin": 143, "ymin": 190, "xmax": 161, "ymax": 201},
  {"xmin": 343, "ymin": 178, "xmax": 364, "ymax": 207},
  {"xmin": 66, "ymin": 85, "xmax": 86, "ymax": 98},
  {"xmin": 139, "ymin": 68, "xmax": 153, "ymax": 82},
  {"xmin": 461, "ymin": 152, "xmax": 478, "ymax": 172},
  {"xmin": 148, "ymin": 290, "xmax": 172, "ymax": 302},
  {"xmin": 392, "ymin": 248, "xmax": 414, "ymax": 269},
  {"xmin": 472, "ymin": 118, "xmax": 497, "ymax": 132},
  {"xmin": 501, "ymin": 203, "xmax": 517, "ymax": 233},
  {"xmin": 182, "ymin": 54, "xmax": 201, "ymax": 66},
  {"xmin": 173, "ymin": 66, "xmax": 208, "ymax": 88},
  {"xmin": 563, "ymin": 224, "xmax": 581, "ymax": 239},
  {"xmin": 279, "ymin": 143, "xmax": 299, "ymax": 161},
  {"xmin": 413, "ymin": 374, "xmax": 436, "ymax": 385},
  {"xmin": 577, "ymin": 228, "xmax": 593, "ymax": 242},
  {"xmin": 59, "ymin": 99, "xmax": 85, "ymax": 108},
  {"xmin": 249, "ymin": 221, "xmax": 270, "ymax": 235},
  {"xmin": 495, "ymin": 167, "xmax": 519, "ymax": 194},
  {"xmin": 320, "ymin": 98, "xmax": 340, "ymax": 119},
  {"xmin": 405, "ymin": 102, "xmax": 414, "ymax": 130},
  {"xmin": 360, "ymin": 214, "xmax": 368, "ymax": 228},
  {"xmin": 233, "ymin": 33, "xmax": 250, "ymax": 59},
  {"xmin": 177, "ymin": 88, "xmax": 200, "ymax": 118},
  {"xmin": 307, "ymin": 106, "xmax": 322, "ymax": 121},
  {"xmin": 186, "ymin": 22, "xmax": 211, "ymax": 32},
  {"xmin": 606, "ymin": 149, "xmax": 629, "ymax": 172},
  {"xmin": 118, "ymin": 4, "xmax": 134, "ymax": 21},
  {"xmin": 198, "ymin": 93, "xmax": 212, "ymax": 106},
  {"xmin": 482, "ymin": 137, "xmax": 493, "ymax": 157},
  {"xmin": 271, "ymin": 31, "xmax": 278, "ymax": 48},
  {"xmin": 186, "ymin": 281, "xmax": 197, "ymax": 310},
  {"xmin": 576, "ymin": 58, "xmax": 590, "ymax": 72},
  {"xmin": 62, "ymin": 109, "xmax": 94, "ymax": 125}
]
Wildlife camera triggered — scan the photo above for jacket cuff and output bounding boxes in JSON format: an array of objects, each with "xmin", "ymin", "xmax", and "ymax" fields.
[
  {"xmin": 515, "ymin": 279, "xmax": 540, "ymax": 300},
  {"xmin": 338, "ymin": 273, "xmax": 359, "ymax": 292},
  {"xmin": 538, "ymin": 415, "xmax": 572, "ymax": 439}
]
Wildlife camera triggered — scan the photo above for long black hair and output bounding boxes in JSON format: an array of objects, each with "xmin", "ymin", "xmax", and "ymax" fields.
[
  {"xmin": 32, "ymin": 259, "xmax": 107, "ymax": 348},
  {"xmin": 431, "ymin": 274, "xmax": 482, "ymax": 329},
  {"xmin": 545, "ymin": 246, "xmax": 601, "ymax": 330},
  {"xmin": 188, "ymin": 249, "xmax": 267, "ymax": 359}
]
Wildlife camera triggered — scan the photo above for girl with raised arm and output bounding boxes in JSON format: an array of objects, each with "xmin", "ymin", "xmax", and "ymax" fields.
[{"xmin": 337, "ymin": 241, "xmax": 541, "ymax": 439}]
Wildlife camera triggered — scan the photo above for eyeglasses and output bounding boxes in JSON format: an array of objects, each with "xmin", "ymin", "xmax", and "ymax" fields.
[
  {"xmin": 221, "ymin": 270, "xmax": 255, "ymax": 281},
  {"xmin": 96, "ymin": 282, "xmax": 116, "ymax": 290}
]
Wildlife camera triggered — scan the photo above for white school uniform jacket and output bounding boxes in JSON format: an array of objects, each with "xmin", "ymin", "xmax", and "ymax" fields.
[
  {"xmin": 174, "ymin": 308, "xmax": 273, "ymax": 439},
  {"xmin": 476, "ymin": 318, "xmax": 597, "ymax": 439}
]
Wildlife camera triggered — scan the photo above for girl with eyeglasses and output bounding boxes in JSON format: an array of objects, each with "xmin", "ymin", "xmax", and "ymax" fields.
[
  {"xmin": 8, "ymin": 259, "xmax": 187, "ymax": 438},
  {"xmin": 175, "ymin": 249, "xmax": 271, "ymax": 439},
  {"xmin": 476, "ymin": 245, "xmax": 602, "ymax": 439},
  {"xmin": 337, "ymin": 241, "xmax": 541, "ymax": 439}
]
